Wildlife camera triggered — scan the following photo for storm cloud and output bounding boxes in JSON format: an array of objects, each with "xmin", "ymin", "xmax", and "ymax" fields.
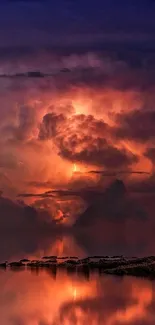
[
  {"xmin": 0, "ymin": 0, "xmax": 155, "ymax": 263},
  {"xmin": 39, "ymin": 112, "xmax": 138, "ymax": 169},
  {"xmin": 115, "ymin": 109, "xmax": 155, "ymax": 142}
]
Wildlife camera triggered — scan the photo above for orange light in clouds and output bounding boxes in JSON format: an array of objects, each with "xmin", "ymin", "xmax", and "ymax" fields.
[
  {"xmin": 72, "ymin": 98, "xmax": 91, "ymax": 116},
  {"xmin": 72, "ymin": 163, "xmax": 86, "ymax": 176},
  {"xmin": 72, "ymin": 163, "xmax": 82, "ymax": 175},
  {"xmin": 73, "ymin": 163, "xmax": 77, "ymax": 172},
  {"xmin": 55, "ymin": 209, "xmax": 63, "ymax": 220},
  {"xmin": 74, "ymin": 103, "xmax": 82, "ymax": 115}
]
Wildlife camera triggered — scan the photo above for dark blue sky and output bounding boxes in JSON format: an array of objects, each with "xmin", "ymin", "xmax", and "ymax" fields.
[{"xmin": 0, "ymin": 0, "xmax": 155, "ymax": 49}]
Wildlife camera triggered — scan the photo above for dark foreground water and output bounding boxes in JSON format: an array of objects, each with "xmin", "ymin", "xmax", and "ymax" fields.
[
  {"xmin": 0, "ymin": 268, "xmax": 155, "ymax": 325},
  {"xmin": 1, "ymin": 233, "xmax": 155, "ymax": 325}
]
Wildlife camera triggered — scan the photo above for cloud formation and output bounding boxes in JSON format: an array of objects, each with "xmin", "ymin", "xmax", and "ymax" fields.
[
  {"xmin": 39, "ymin": 113, "xmax": 138, "ymax": 169},
  {"xmin": 115, "ymin": 109, "xmax": 155, "ymax": 142},
  {"xmin": 0, "ymin": 46, "xmax": 154, "ymax": 246},
  {"xmin": 0, "ymin": 194, "xmax": 65, "ymax": 261}
]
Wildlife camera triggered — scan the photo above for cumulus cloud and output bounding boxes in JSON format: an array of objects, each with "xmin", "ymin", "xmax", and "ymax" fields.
[
  {"xmin": 115, "ymin": 109, "xmax": 155, "ymax": 142},
  {"xmin": 0, "ymin": 49, "xmax": 154, "ymax": 233},
  {"xmin": 75, "ymin": 179, "xmax": 147, "ymax": 229},
  {"xmin": 0, "ymin": 0, "xmax": 155, "ymax": 267},
  {"xmin": 59, "ymin": 139, "xmax": 138, "ymax": 168},
  {"xmin": 144, "ymin": 147, "xmax": 155, "ymax": 165},
  {"xmin": 39, "ymin": 113, "xmax": 138, "ymax": 169},
  {"xmin": 0, "ymin": 194, "xmax": 64, "ymax": 261},
  {"xmin": 73, "ymin": 180, "xmax": 155, "ymax": 257},
  {"xmin": 0, "ymin": 194, "xmax": 58, "ymax": 228},
  {"xmin": 39, "ymin": 112, "xmax": 66, "ymax": 140}
]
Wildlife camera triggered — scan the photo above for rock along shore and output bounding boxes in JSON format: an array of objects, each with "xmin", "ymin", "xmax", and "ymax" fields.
[{"xmin": 1, "ymin": 256, "xmax": 155, "ymax": 279}]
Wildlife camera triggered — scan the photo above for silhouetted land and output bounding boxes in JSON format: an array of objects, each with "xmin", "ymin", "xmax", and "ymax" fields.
[{"xmin": 1, "ymin": 256, "xmax": 155, "ymax": 279}]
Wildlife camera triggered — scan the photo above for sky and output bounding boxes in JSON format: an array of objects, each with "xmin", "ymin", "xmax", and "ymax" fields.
[{"xmin": 0, "ymin": 0, "xmax": 155, "ymax": 258}]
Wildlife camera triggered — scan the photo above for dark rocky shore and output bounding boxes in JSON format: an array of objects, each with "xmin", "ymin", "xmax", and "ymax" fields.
[{"xmin": 1, "ymin": 256, "xmax": 155, "ymax": 279}]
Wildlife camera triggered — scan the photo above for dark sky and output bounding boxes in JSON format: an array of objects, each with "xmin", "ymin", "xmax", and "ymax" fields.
[{"xmin": 0, "ymin": 0, "xmax": 155, "ymax": 49}]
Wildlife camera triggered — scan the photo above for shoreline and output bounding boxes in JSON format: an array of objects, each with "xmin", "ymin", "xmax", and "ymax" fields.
[{"xmin": 1, "ymin": 256, "xmax": 155, "ymax": 279}]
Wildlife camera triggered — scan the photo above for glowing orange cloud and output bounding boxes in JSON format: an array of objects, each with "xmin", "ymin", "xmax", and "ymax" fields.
[{"xmin": 1, "ymin": 78, "xmax": 153, "ymax": 200}]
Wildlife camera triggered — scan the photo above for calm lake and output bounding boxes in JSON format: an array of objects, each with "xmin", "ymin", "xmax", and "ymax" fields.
[
  {"xmin": 0, "ymin": 269, "xmax": 154, "ymax": 325},
  {"xmin": 0, "ymin": 232, "xmax": 155, "ymax": 325}
]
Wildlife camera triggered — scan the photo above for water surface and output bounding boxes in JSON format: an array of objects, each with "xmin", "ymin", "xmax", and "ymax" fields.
[{"xmin": 0, "ymin": 268, "xmax": 155, "ymax": 325}]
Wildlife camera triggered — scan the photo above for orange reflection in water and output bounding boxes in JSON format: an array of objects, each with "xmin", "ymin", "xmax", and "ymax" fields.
[
  {"xmin": 0, "ymin": 270, "xmax": 154, "ymax": 325},
  {"xmin": 106, "ymin": 281, "xmax": 153, "ymax": 325}
]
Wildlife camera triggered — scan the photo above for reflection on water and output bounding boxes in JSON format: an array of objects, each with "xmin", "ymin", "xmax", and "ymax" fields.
[
  {"xmin": 0, "ymin": 268, "xmax": 155, "ymax": 325},
  {"xmin": 1, "ymin": 231, "xmax": 155, "ymax": 325}
]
